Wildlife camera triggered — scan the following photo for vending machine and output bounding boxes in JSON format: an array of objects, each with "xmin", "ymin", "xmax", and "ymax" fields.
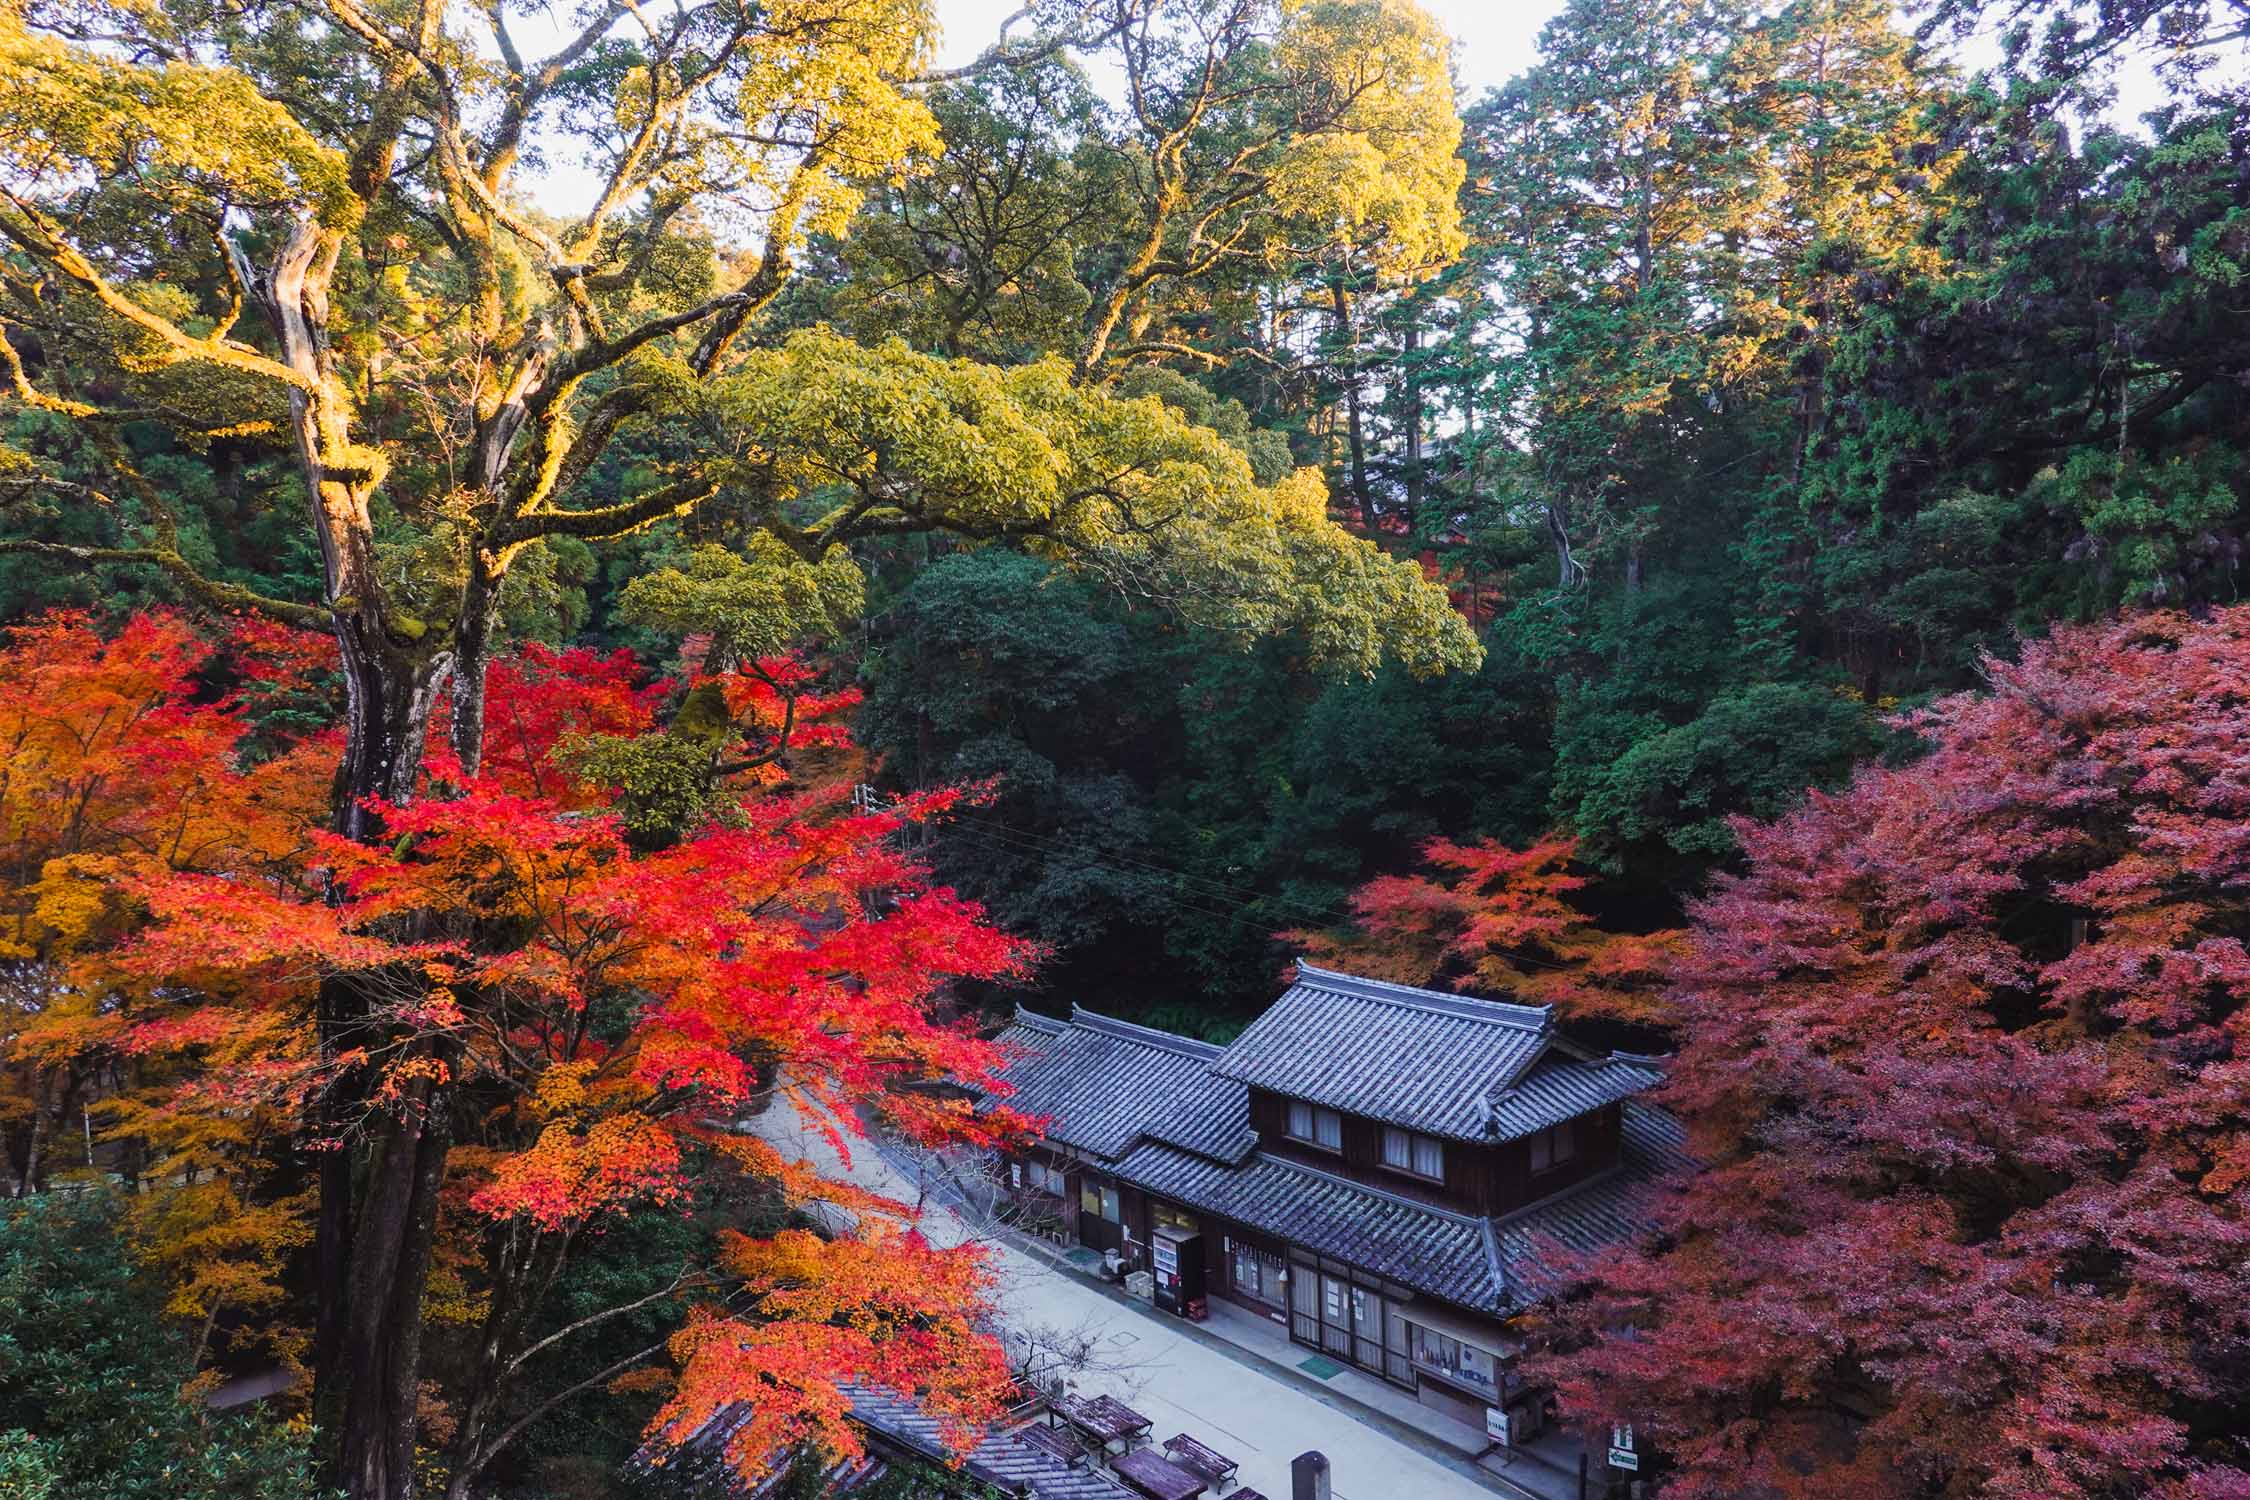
[{"xmin": 1151, "ymin": 1227, "xmax": 1207, "ymax": 1320}]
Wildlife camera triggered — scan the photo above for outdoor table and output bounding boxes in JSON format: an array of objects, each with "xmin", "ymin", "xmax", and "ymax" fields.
[
  {"xmin": 1161, "ymin": 1432, "xmax": 1239, "ymax": 1490},
  {"xmin": 1016, "ymin": 1422, "xmax": 1091, "ymax": 1468},
  {"xmin": 1111, "ymin": 1448, "xmax": 1209, "ymax": 1500},
  {"xmin": 1052, "ymin": 1392, "xmax": 1153, "ymax": 1454}
]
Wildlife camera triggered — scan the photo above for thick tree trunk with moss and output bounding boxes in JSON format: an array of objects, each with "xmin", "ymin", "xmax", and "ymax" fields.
[
  {"xmin": 337, "ymin": 1072, "xmax": 453, "ymax": 1500},
  {"xmin": 311, "ymin": 652, "xmax": 452, "ymax": 1500}
]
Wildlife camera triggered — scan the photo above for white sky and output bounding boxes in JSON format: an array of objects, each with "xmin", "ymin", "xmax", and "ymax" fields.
[
  {"xmin": 929, "ymin": 0, "xmax": 2208, "ymax": 125},
  {"xmin": 931, "ymin": 0, "xmax": 1560, "ymax": 101},
  {"xmin": 522, "ymin": 0, "xmax": 2204, "ymax": 218}
]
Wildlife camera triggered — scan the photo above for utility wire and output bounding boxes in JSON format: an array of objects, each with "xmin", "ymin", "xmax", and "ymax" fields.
[
  {"xmin": 942, "ymin": 809, "xmax": 1360, "ymax": 926},
  {"xmin": 938, "ymin": 819, "xmax": 1254, "ymax": 930},
  {"xmin": 864, "ymin": 782, "xmax": 1588, "ymax": 978},
  {"xmin": 927, "ymin": 805, "xmax": 1584, "ymax": 977}
]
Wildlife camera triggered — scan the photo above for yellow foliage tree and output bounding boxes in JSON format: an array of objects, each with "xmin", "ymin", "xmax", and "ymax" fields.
[{"xmin": 0, "ymin": 1, "xmax": 1474, "ymax": 1492}]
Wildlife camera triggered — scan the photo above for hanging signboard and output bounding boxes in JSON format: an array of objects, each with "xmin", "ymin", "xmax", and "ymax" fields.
[{"xmin": 1609, "ymin": 1423, "xmax": 1639, "ymax": 1471}]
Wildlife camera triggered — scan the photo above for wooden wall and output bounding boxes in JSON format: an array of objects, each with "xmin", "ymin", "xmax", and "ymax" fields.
[
  {"xmin": 1484, "ymin": 1104, "xmax": 1624, "ymax": 1211},
  {"xmin": 1247, "ymin": 1089, "xmax": 1625, "ymax": 1216}
]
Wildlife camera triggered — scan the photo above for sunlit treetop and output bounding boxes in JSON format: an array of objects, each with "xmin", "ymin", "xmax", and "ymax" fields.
[{"xmin": 0, "ymin": 0, "xmax": 1477, "ymax": 833}]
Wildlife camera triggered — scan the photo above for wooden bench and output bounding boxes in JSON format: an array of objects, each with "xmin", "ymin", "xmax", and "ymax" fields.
[
  {"xmin": 1161, "ymin": 1433, "xmax": 1239, "ymax": 1491},
  {"xmin": 1016, "ymin": 1422, "xmax": 1090, "ymax": 1468}
]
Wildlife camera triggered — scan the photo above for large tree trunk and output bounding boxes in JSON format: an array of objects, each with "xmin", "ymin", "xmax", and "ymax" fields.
[
  {"xmin": 1331, "ymin": 279, "xmax": 1369, "ymax": 521},
  {"xmin": 248, "ymin": 214, "xmax": 467, "ymax": 1500},
  {"xmin": 447, "ymin": 561, "xmax": 506, "ymax": 780},
  {"xmin": 338, "ymin": 1072, "xmax": 453, "ymax": 1500},
  {"xmin": 1549, "ymin": 504, "xmax": 1580, "ymax": 589},
  {"xmin": 13, "ymin": 1069, "xmax": 49, "ymax": 1197},
  {"xmin": 310, "ymin": 649, "xmax": 449, "ymax": 1500},
  {"xmin": 1402, "ymin": 315, "xmax": 1425, "ymax": 521}
]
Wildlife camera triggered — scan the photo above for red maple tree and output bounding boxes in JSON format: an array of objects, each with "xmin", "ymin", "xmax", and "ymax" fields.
[
  {"xmin": 1291, "ymin": 832, "xmax": 1680, "ymax": 1028},
  {"xmin": 1534, "ymin": 610, "xmax": 2250, "ymax": 1499},
  {"xmin": 0, "ymin": 612, "xmax": 1035, "ymax": 1494}
]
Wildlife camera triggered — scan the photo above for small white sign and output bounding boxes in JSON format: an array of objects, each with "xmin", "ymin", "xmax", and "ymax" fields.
[{"xmin": 1485, "ymin": 1408, "xmax": 1511, "ymax": 1446}]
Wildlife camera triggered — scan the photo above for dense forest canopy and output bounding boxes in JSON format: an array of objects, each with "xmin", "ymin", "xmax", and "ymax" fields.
[{"xmin": 0, "ymin": 0, "xmax": 2245, "ymax": 1493}]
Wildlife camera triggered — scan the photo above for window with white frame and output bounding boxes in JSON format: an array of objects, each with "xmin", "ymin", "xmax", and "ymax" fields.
[
  {"xmin": 1024, "ymin": 1160, "xmax": 1066, "ymax": 1196},
  {"xmin": 1380, "ymin": 1126, "xmax": 1446, "ymax": 1181},
  {"xmin": 1287, "ymin": 1101, "xmax": 1343, "ymax": 1151},
  {"xmin": 1528, "ymin": 1119, "xmax": 1579, "ymax": 1173}
]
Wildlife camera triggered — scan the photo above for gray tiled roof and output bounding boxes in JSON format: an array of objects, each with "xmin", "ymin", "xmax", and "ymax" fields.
[
  {"xmin": 989, "ymin": 1008, "xmax": 1252, "ymax": 1164},
  {"xmin": 847, "ymin": 1387, "xmax": 1140, "ymax": 1500},
  {"xmin": 1114, "ymin": 1141, "xmax": 1511, "ymax": 1313},
  {"xmin": 1212, "ymin": 964, "xmax": 1553, "ymax": 1141},
  {"xmin": 982, "ymin": 971, "xmax": 1680, "ymax": 1319},
  {"xmin": 1488, "ymin": 1055, "xmax": 1665, "ymax": 1141},
  {"xmin": 1494, "ymin": 1102, "xmax": 1690, "ymax": 1299},
  {"xmin": 639, "ymin": 1385, "xmax": 1138, "ymax": 1500},
  {"xmin": 1113, "ymin": 1102, "xmax": 1690, "ymax": 1316}
]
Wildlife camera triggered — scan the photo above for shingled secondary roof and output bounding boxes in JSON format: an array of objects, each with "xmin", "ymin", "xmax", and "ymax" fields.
[
  {"xmin": 1212, "ymin": 964, "xmax": 1554, "ymax": 1142},
  {"xmin": 1112, "ymin": 1102, "xmax": 1688, "ymax": 1315},
  {"xmin": 1488, "ymin": 1054, "xmax": 1666, "ymax": 1142},
  {"xmin": 639, "ymin": 1385, "xmax": 1139, "ymax": 1500},
  {"xmin": 989, "ymin": 1008, "xmax": 1252, "ymax": 1164},
  {"xmin": 1494, "ymin": 1102, "xmax": 1691, "ymax": 1300},
  {"xmin": 1114, "ymin": 1141, "xmax": 1511, "ymax": 1313}
]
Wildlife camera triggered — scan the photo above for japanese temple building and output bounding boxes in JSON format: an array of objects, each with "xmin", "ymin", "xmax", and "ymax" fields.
[{"xmin": 986, "ymin": 962, "xmax": 1686, "ymax": 1435}]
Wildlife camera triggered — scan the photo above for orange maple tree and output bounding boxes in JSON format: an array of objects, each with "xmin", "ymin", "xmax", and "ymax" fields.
[
  {"xmin": 1290, "ymin": 832, "xmax": 1681, "ymax": 1028},
  {"xmin": 0, "ymin": 611, "xmax": 332, "ymax": 1375},
  {"xmin": 0, "ymin": 611, "xmax": 1036, "ymax": 1495}
]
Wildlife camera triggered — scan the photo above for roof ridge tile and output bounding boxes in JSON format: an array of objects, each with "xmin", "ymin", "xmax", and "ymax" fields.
[
  {"xmin": 1288, "ymin": 961, "xmax": 1552, "ymax": 1030},
  {"xmin": 1067, "ymin": 1006, "xmax": 1226, "ymax": 1059}
]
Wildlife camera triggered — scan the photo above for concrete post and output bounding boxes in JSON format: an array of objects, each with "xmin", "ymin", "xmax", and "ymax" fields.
[{"xmin": 1291, "ymin": 1450, "xmax": 1331, "ymax": 1500}]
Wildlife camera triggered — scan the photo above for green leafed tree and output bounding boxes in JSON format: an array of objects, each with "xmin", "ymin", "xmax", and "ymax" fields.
[
  {"xmin": 0, "ymin": 1192, "xmax": 329, "ymax": 1500},
  {"xmin": 0, "ymin": 1, "xmax": 1476, "ymax": 1495}
]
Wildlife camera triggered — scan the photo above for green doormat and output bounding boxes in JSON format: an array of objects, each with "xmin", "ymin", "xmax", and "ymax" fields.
[
  {"xmin": 1065, "ymin": 1248, "xmax": 1103, "ymax": 1269},
  {"xmin": 1297, "ymin": 1355, "xmax": 1346, "ymax": 1380}
]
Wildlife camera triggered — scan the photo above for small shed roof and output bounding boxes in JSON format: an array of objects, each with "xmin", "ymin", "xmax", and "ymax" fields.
[
  {"xmin": 638, "ymin": 1384, "xmax": 1140, "ymax": 1500},
  {"xmin": 1487, "ymin": 1054, "xmax": 1665, "ymax": 1142}
]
